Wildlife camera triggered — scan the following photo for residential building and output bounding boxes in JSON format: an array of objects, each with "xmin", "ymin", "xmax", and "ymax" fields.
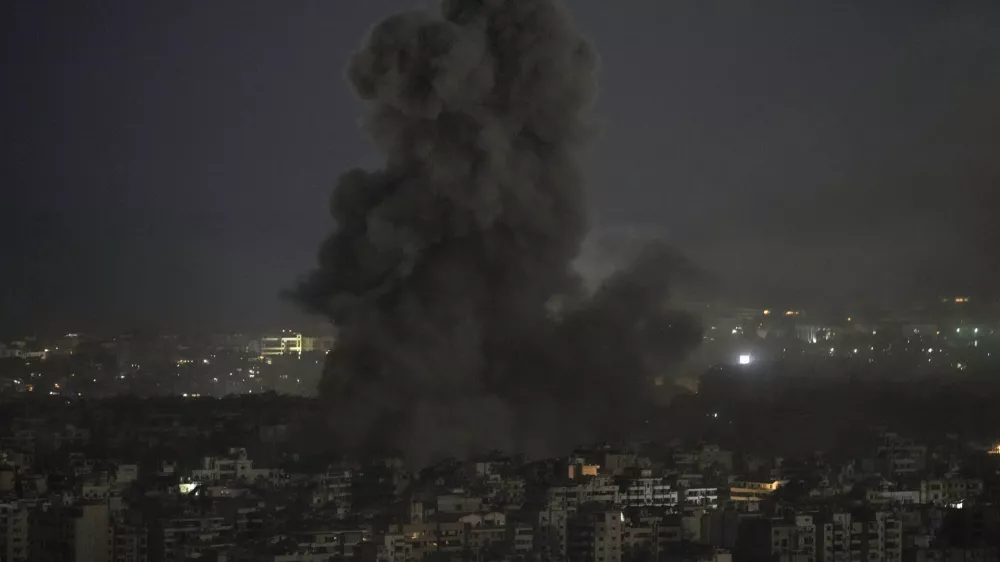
[
  {"xmin": 0, "ymin": 501, "xmax": 29, "ymax": 562},
  {"xmin": 567, "ymin": 509, "xmax": 623, "ymax": 562}
]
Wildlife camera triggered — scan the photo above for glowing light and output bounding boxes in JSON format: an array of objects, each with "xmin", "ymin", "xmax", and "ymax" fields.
[
  {"xmin": 847, "ymin": 317, "xmax": 852, "ymax": 322},
  {"xmin": 731, "ymin": 329, "xmax": 738, "ymax": 334},
  {"xmin": 785, "ymin": 311, "xmax": 795, "ymax": 316},
  {"xmin": 763, "ymin": 310, "xmax": 771, "ymax": 316},
  {"xmin": 738, "ymin": 354, "xmax": 752, "ymax": 365}
]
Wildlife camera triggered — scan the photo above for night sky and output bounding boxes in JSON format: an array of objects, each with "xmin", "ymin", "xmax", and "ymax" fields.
[{"xmin": 3, "ymin": 0, "xmax": 998, "ymax": 335}]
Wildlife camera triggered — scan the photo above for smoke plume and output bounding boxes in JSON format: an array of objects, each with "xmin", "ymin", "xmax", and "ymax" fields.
[{"xmin": 294, "ymin": 0, "xmax": 701, "ymax": 466}]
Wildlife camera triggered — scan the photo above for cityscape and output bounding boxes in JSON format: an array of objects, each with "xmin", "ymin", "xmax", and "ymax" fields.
[
  {"xmin": 2, "ymin": 296, "xmax": 1000, "ymax": 561},
  {"xmin": 2, "ymin": 296, "xmax": 999, "ymax": 401},
  {"xmin": 4, "ymin": 0, "xmax": 1000, "ymax": 561}
]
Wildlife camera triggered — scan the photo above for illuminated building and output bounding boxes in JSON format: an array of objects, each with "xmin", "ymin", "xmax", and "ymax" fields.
[
  {"xmin": 727, "ymin": 480, "xmax": 784, "ymax": 503},
  {"xmin": 623, "ymin": 478, "xmax": 679, "ymax": 507},
  {"xmin": 259, "ymin": 333, "xmax": 302, "ymax": 357},
  {"xmin": 257, "ymin": 333, "xmax": 335, "ymax": 357}
]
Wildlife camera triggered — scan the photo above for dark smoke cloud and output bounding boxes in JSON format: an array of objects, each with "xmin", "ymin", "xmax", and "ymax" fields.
[{"xmin": 294, "ymin": 0, "xmax": 702, "ymax": 466}]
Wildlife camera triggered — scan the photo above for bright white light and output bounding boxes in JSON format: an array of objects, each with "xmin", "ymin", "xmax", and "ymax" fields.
[
  {"xmin": 731, "ymin": 329, "xmax": 738, "ymax": 334},
  {"xmin": 738, "ymin": 354, "xmax": 752, "ymax": 365},
  {"xmin": 853, "ymin": 349, "xmax": 858, "ymax": 354},
  {"xmin": 974, "ymin": 328, "xmax": 979, "ymax": 334},
  {"xmin": 713, "ymin": 413, "xmax": 718, "ymax": 418}
]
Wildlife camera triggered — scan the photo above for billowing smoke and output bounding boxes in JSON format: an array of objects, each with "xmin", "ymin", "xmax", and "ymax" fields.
[{"xmin": 294, "ymin": 0, "xmax": 701, "ymax": 466}]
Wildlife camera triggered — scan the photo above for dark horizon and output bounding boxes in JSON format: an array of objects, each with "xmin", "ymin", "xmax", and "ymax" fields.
[{"xmin": 3, "ymin": 0, "xmax": 999, "ymax": 335}]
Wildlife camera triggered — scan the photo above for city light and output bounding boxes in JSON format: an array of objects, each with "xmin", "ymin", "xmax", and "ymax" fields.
[
  {"xmin": 738, "ymin": 354, "xmax": 752, "ymax": 365},
  {"xmin": 763, "ymin": 310, "xmax": 771, "ymax": 316}
]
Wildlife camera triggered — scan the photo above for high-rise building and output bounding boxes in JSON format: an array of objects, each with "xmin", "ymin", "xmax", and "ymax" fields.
[
  {"xmin": 567, "ymin": 508, "xmax": 623, "ymax": 562},
  {"xmin": 0, "ymin": 501, "xmax": 30, "ymax": 562},
  {"xmin": 256, "ymin": 333, "xmax": 335, "ymax": 357},
  {"xmin": 30, "ymin": 502, "xmax": 109, "ymax": 562}
]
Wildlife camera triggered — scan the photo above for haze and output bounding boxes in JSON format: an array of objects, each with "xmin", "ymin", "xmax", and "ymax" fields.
[{"xmin": 3, "ymin": 0, "xmax": 998, "ymax": 335}]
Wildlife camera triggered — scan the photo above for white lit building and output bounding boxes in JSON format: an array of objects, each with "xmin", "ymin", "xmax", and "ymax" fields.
[
  {"xmin": 623, "ymin": 478, "xmax": 679, "ymax": 508},
  {"xmin": 684, "ymin": 487, "xmax": 720, "ymax": 509}
]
